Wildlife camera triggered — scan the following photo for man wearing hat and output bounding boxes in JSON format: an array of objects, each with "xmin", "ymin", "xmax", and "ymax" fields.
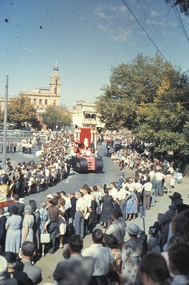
[{"xmin": 159, "ymin": 192, "xmax": 183, "ymax": 248}]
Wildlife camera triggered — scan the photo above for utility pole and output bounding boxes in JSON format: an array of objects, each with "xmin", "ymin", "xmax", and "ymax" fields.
[{"xmin": 2, "ymin": 75, "xmax": 8, "ymax": 168}]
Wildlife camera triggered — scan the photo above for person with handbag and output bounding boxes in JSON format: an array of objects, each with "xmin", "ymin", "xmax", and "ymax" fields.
[{"xmin": 39, "ymin": 201, "xmax": 50, "ymax": 256}]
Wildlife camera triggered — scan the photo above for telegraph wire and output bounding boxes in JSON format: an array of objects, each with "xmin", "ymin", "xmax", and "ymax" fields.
[
  {"xmin": 136, "ymin": 0, "xmax": 179, "ymax": 66},
  {"xmin": 171, "ymin": 0, "xmax": 189, "ymax": 45},
  {"xmin": 121, "ymin": 0, "xmax": 168, "ymax": 63}
]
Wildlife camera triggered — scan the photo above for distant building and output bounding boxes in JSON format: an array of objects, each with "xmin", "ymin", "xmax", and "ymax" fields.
[
  {"xmin": 19, "ymin": 63, "xmax": 61, "ymax": 129},
  {"xmin": 70, "ymin": 100, "xmax": 104, "ymax": 129}
]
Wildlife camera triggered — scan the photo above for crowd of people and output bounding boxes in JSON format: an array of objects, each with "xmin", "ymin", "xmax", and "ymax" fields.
[{"xmin": 0, "ymin": 131, "xmax": 189, "ymax": 285}]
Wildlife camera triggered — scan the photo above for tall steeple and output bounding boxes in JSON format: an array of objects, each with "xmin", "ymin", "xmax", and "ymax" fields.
[{"xmin": 50, "ymin": 60, "xmax": 61, "ymax": 95}]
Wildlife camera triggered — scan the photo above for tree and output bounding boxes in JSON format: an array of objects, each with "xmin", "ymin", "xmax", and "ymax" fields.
[
  {"xmin": 7, "ymin": 95, "xmax": 37, "ymax": 128},
  {"xmin": 165, "ymin": 0, "xmax": 189, "ymax": 16},
  {"xmin": 96, "ymin": 53, "xmax": 189, "ymax": 156},
  {"xmin": 42, "ymin": 105, "xmax": 72, "ymax": 130}
]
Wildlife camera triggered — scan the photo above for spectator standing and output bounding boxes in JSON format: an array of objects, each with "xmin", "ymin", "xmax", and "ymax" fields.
[
  {"xmin": 82, "ymin": 229, "xmax": 116, "ymax": 285},
  {"xmin": 46, "ymin": 197, "xmax": 59, "ymax": 254},
  {"xmin": 5, "ymin": 205, "xmax": 22, "ymax": 253},
  {"xmin": 75, "ymin": 191, "xmax": 87, "ymax": 238},
  {"xmin": 158, "ymin": 192, "xmax": 183, "ymax": 248},
  {"xmin": 21, "ymin": 205, "xmax": 34, "ymax": 244},
  {"xmin": 39, "ymin": 201, "xmax": 50, "ymax": 256},
  {"xmin": 69, "ymin": 191, "xmax": 77, "ymax": 221},
  {"xmin": 100, "ymin": 188, "xmax": 114, "ymax": 227},
  {"xmin": 105, "ymin": 206, "xmax": 126, "ymax": 250},
  {"xmin": 0, "ymin": 207, "xmax": 7, "ymax": 252},
  {"xmin": 20, "ymin": 241, "xmax": 42, "ymax": 285},
  {"xmin": 143, "ymin": 177, "xmax": 152, "ymax": 210},
  {"xmin": 120, "ymin": 223, "xmax": 145, "ymax": 285},
  {"xmin": 53, "ymin": 235, "xmax": 95, "ymax": 285}
]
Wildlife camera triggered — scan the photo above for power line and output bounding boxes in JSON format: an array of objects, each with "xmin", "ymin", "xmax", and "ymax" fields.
[
  {"xmin": 136, "ymin": 0, "xmax": 179, "ymax": 66},
  {"xmin": 171, "ymin": 0, "xmax": 189, "ymax": 45},
  {"xmin": 121, "ymin": 0, "xmax": 168, "ymax": 63}
]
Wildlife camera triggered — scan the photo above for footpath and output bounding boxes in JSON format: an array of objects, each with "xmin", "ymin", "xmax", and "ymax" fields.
[{"xmin": 37, "ymin": 175, "xmax": 189, "ymax": 285}]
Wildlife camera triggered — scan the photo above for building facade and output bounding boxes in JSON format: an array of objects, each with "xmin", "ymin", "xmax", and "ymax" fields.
[
  {"xmin": 19, "ymin": 64, "xmax": 61, "ymax": 129},
  {"xmin": 71, "ymin": 100, "xmax": 104, "ymax": 129}
]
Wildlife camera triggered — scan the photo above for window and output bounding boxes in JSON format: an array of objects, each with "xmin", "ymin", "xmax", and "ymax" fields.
[
  {"xmin": 45, "ymin": 99, "xmax": 48, "ymax": 105},
  {"xmin": 39, "ymin": 99, "xmax": 42, "ymax": 104},
  {"xmin": 53, "ymin": 100, "xmax": 56, "ymax": 105},
  {"xmin": 91, "ymin": 114, "xmax": 96, "ymax": 120},
  {"xmin": 85, "ymin": 113, "xmax": 91, "ymax": 119},
  {"xmin": 34, "ymin": 98, "xmax": 36, "ymax": 104}
]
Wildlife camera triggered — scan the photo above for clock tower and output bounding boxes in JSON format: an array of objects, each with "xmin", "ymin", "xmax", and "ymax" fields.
[{"xmin": 49, "ymin": 60, "xmax": 61, "ymax": 97}]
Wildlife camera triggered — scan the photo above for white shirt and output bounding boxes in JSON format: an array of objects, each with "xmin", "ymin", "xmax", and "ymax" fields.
[
  {"xmin": 62, "ymin": 196, "xmax": 71, "ymax": 210},
  {"xmin": 82, "ymin": 244, "xmax": 114, "ymax": 276},
  {"xmin": 143, "ymin": 181, "xmax": 152, "ymax": 192},
  {"xmin": 109, "ymin": 187, "xmax": 118, "ymax": 201},
  {"xmin": 134, "ymin": 182, "xmax": 143, "ymax": 193},
  {"xmin": 76, "ymin": 197, "xmax": 86, "ymax": 212},
  {"xmin": 83, "ymin": 193, "xmax": 92, "ymax": 208},
  {"xmin": 118, "ymin": 188, "xmax": 127, "ymax": 200},
  {"xmin": 156, "ymin": 172, "xmax": 165, "ymax": 181}
]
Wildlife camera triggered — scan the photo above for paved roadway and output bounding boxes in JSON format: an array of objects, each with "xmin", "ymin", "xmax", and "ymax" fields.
[{"xmin": 3, "ymin": 143, "xmax": 189, "ymax": 284}]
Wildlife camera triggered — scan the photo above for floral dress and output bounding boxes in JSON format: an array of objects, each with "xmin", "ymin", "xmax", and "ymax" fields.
[
  {"xmin": 121, "ymin": 236, "xmax": 144, "ymax": 285},
  {"xmin": 125, "ymin": 192, "xmax": 138, "ymax": 215}
]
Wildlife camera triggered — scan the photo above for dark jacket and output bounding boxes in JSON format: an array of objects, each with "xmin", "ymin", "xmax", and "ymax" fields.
[
  {"xmin": 159, "ymin": 198, "xmax": 183, "ymax": 233},
  {"xmin": 100, "ymin": 194, "xmax": 114, "ymax": 223}
]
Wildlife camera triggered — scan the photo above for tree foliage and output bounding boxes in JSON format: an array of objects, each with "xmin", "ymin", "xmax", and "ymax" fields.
[
  {"xmin": 7, "ymin": 95, "xmax": 36, "ymax": 127},
  {"xmin": 42, "ymin": 105, "xmax": 72, "ymax": 130},
  {"xmin": 96, "ymin": 53, "xmax": 189, "ymax": 155},
  {"xmin": 165, "ymin": 0, "xmax": 189, "ymax": 16}
]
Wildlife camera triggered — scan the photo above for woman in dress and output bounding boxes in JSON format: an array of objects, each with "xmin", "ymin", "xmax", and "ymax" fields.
[
  {"xmin": 29, "ymin": 200, "xmax": 40, "ymax": 254},
  {"xmin": 100, "ymin": 188, "xmax": 114, "ymax": 227},
  {"xmin": 125, "ymin": 187, "xmax": 138, "ymax": 221},
  {"xmin": 5, "ymin": 205, "xmax": 22, "ymax": 253},
  {"xmin": 21, "ymin": 205, "xmax": 34, "ymax": 244},
  {"xmin": 39, "ymin": 201, "xmax": 50, "ymax": 256},
  {"xmin": 120, "ymin": 223, "xmax": 145, "ymax": 285}
]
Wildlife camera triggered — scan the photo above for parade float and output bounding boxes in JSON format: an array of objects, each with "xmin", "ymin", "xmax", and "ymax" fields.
[{"xmin": 71, "ymin": 127, "xmax": 103, "ymax": 173}]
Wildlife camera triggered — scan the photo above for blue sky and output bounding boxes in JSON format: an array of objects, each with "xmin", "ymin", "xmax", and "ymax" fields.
[{"xmin": 0, "ymin": 0, "xmax": 189, "ymax": 109}]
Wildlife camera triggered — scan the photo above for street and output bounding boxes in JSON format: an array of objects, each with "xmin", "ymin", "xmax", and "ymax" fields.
[{"xmin": 3, "ymin": 142, "xmax": 189, "ymax": 284}]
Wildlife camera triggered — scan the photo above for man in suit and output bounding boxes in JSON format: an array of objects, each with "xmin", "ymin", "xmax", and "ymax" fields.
[
  {"xmin": 69, "ymin": 191, "xmax": 77, "ymax": 220},
  {"xmin": 53, "ymin": 235, "xmax": 95, "ymax": 285},
  {"xmin": 20, "ymin": 241, "xmax": 42, "ymax": 285},
  {"xmin": 8, "ymin": 194, "xmax": 25, "ymax": 216}
]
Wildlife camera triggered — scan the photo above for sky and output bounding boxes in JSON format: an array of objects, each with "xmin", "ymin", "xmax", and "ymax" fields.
[{"xmin": 0, "ymin": 0, "xmax": 189, "ymax": 109}]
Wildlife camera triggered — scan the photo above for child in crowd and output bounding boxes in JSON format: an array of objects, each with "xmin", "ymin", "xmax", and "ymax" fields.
[{"xmin": 147, "ymin": 226, "xmax": 161, "ymax": 253}]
